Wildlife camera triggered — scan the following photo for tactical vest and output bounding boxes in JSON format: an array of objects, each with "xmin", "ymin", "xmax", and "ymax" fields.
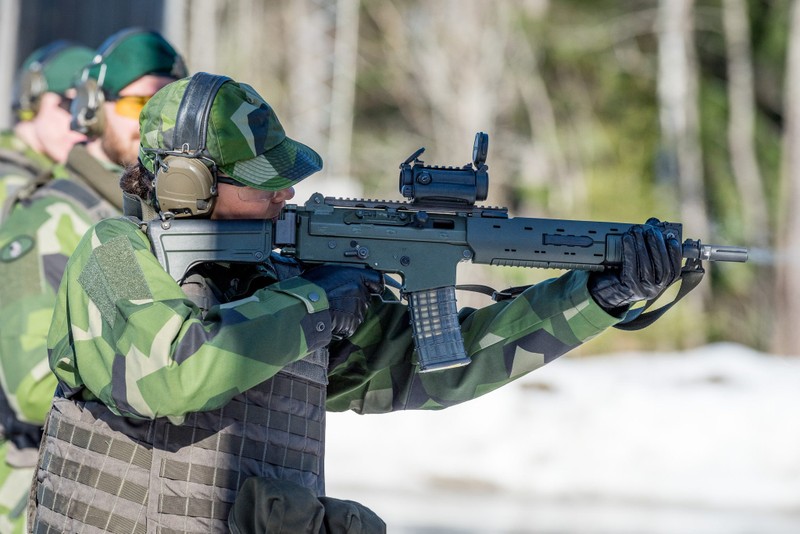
[
  {"xmin": 0, "ymin": 146, "xmax": 53, "ymax": 225},
  {"xmin": 31, "ymin": 255, "xmax": 330, "ymax": 534}
]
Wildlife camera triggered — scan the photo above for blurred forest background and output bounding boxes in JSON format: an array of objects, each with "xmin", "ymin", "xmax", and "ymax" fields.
[{"xmin": 1, "ymin": 0, "xmax": 795, "ymax": 355}]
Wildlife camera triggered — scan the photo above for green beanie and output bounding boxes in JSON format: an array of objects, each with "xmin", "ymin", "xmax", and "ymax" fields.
[
  {"xmin": 19, "ymin": 40, "xmax": 94, "ymax": 96},
  {"xmin": 85, "ymin": 28, "xmax": 187, "ymax": 97},
  {"xmin": 14, "ymin": 40, "xmax": 94, "ymax": 119}
]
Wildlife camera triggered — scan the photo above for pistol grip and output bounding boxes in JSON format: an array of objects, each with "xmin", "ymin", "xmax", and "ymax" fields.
[{"xmin": 408, "ymin": 287, "xmax": 471, "ymax": 372}]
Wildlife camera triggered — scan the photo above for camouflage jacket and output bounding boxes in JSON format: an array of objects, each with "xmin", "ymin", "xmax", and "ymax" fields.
[
  {"xmin": 0, "ymin": 130, "xmax": 64, "ymax": 223},
  {"xmin": 0, "ymin": 131, "xmax": 61, "ymax": 431},
  {"xmin": 0, "ymin": 141, "xmax": 119, "ymax": 428},
  {"xmin": 48, "ymin": 216, "xmax": 621, "ymax": 421}
]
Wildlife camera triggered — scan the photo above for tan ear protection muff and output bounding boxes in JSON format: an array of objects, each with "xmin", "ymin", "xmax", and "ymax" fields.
[
  {"xmin": 149, "ymin": 72, "xmax": 232, "ymax": 218},
  {"xmin": 14, "ymin": 40, "xmax": 72, "ymax": 121},
  {"xmin": 71, "ymin": 28, "xmax": 147, "ymax": 138},
  {"xmin": 153, "ymin": 156, "xmax": 216, "ymax": 217}
]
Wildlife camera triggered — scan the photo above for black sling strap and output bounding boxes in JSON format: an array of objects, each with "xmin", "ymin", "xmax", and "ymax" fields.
[
  {"xmin": 454, "ymin": 259, "xmax": 705, "ymax": 331},
  {"xmin": 613, "ymin": 259, "xmax": 705, "ymax": 331}
]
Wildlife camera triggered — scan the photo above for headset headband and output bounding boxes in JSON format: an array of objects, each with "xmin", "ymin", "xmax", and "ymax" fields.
[
  {"xmin": 83, "ymin": 27, "xmax": 152, "ymax": 89},
  {"xmin": 171, "ymin": 72, "xmax": 231, "ymax": 154},
  {"xmin": 29, "ymin": 40, "xmax": 73, "ymax": 74}
]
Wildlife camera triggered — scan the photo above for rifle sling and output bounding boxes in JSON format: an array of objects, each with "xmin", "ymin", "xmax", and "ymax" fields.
[
  {"xmin": 457, "ymin": 262, "xmax": 705, "ymax": 331},
  {"xmin": 613, "ymin": 260, "xmax": 705, "ymax": 331},
  {"xmin": 455, "ymin": 284, "xmax": 530, "ymax": 302}
]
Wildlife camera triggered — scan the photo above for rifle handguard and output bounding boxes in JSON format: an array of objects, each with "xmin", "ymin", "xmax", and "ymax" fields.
[{"xmin": 408, "ymin": 287, "xmax": 471, "ymax": 372}]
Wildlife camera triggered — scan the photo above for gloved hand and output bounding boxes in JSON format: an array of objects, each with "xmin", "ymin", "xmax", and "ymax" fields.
[
  {"xmin": 301, "ymin": 265, "xmax": 384, "ymax": 338},
  {"xmin": 587, "ymin": 218, "xmax": 683, "ymax": 316}
]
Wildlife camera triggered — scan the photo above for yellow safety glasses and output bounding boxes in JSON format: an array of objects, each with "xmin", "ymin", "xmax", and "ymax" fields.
[{"xmin": 113, "ymin": 95, "xmax": 152, "ymax": 119}]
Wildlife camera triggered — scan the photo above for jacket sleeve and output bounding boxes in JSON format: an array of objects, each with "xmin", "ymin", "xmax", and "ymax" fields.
[
  {"xmin": 47, "ymin": 218, "xmax": 333, "ymax": 423},
  {"xmin": 326, "ymin": 270, "xmax": 620, "ymax": 413},
  {"xmin": 0, "ymin": 196, "xmax": 93, "ymax": 425}
]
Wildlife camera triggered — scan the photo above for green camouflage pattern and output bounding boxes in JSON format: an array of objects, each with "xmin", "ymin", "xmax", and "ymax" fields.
[
  {"xmin": 47, "ymin": 217, "xmax": 621, "ymax": 423},
  {"xmin": 139, "ymin": 75, "xmax": 322, "ymax": 191},
  {"xmin": 0, "ymin": 191, "xmax": 95, "ymax": 425},
  {"xmin": 327, "ymin": 268, "xmax": 618, "ymax": 412},
  {"xmin": 0, "ymin": 130, "xmax": 70, "ymax": 534},
  {"xmin": 48, "ymin": 217, "xmax": 332, "ymax": 424},
  {"xmin": 0, "ymin": 130, "xmax": 73, "ymax": 427},
  {"xmin": 0, "ymin": 134, "xmax": 120, "ymax": 531},
  {"xmin": 0, "ymin": 442, "xmax": 30, "ymax": 534}
]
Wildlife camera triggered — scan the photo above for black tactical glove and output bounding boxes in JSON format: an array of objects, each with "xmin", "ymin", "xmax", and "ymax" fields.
[
  {"xmin": 587, "ymin": 219, "xmax": 683, "ymax": 316},
  {"xmin": 301, "ymin": 265, "xmax": 384, "ymax": 338}
]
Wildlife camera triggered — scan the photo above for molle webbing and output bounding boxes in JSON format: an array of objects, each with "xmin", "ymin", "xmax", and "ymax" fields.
[
  {"xmin": 35, "ymin": 486, "xmax": 147, "ymax": 534},
  {"xmin": 33, "ymin": 367, "xmax": 327, "ymax": 533},
  {"xmin": 33, "ymin": 415, "xmax": 151, "ymax": 534},
  {"xmin": 162, "ymin": 379, "xmax": 324, "ymax": 474}
]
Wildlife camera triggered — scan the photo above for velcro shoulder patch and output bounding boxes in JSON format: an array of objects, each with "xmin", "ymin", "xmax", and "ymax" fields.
[
  {"xmin": 0, "ymin": 235, "xmax": 34, "ymax": 262},
  {"xmin": 78, "ymin": 235, "xmax": 153, "ymax": 327}
]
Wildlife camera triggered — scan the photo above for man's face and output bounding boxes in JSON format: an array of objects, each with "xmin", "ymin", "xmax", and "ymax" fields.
[
  {"xmin": 101, "ymin": 74, "xmax": 175, "ymax": 166},
  {"xmin": 211, "ymin": 183, "xmax": 295, "ymax": 221},
  {"xmin": 33, "ymin": 91, "xmax": 86, "ymax": 164}
]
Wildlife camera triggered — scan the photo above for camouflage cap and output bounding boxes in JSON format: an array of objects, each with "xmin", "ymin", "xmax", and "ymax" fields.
[
  {"xmin": 85, "ymin": 28, "xmax": 187, "ymax": 97},
  {"xmin": 139, "ymin": 76, "xmax": 323, "ymax": 190}
]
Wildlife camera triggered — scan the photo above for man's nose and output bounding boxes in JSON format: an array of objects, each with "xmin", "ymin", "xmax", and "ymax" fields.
[{"xmin": 281, "ymin": 187, "xmax": 295, "ymax": 202}]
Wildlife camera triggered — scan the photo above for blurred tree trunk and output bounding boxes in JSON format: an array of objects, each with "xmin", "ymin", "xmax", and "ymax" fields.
[
  {"xmin": 656, "ymin": 0, "xmax": 708, "ymax": 345},
  {"xmin": 187, "ymin": 0, "xmax": 222, "ymax": 73},
  {"xmin": 361, "ymin": 0, "xmax": 571, "ymax": 212},
  {"xmin": 327, "ymin": 0, "xmax": 360, "ymax": 181},
  {"xmin": 511, "ymin": 29, "xmax": 584, "ymax": 215},
  {"xmin": 722, "ymin": 0, "xmax": 769, "ymax": 244},
  {"xmin": 363, "ymin": 0, "xmax": 513, "ymax": 160},
  {"xmin": 284, "ymin": 0, "xmax": 333, "ymax": 160},
  {"xmin": 773, "ymin": 0, "xmax": 800, "ymax": 355},
  {"xmin": 284, "ymin": 0, "xmax": 362, "ymax": 200}
]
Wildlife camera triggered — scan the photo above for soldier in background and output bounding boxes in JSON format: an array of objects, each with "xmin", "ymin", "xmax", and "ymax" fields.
[
  {"xmin": 0, "ymin": 29, "xmax": 185, "ymax": 534},
  {"xmin": 65, "ymin": 27, "xmax": 188, "ymax": 213},
  {"xmin": 0, "ymin": 39, "xmax": 94, "ymax": 534},
  {"xmin": 30, "ymin": 72, "xmax": 682, "ymax": 532},
  {"xmin": 0, "ymin": 40, "xmax": 93, "ymax": 220}
]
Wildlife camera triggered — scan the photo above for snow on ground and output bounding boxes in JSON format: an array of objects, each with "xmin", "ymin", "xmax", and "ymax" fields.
[{"xmin": 325, "ymin": 343, "xmax": 800, "ymax": 533}]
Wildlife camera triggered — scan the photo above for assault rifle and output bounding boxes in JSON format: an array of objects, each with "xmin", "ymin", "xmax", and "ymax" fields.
[{"xmin": 148, "ymin": 133, "xmax": 748, "ymax": 372}]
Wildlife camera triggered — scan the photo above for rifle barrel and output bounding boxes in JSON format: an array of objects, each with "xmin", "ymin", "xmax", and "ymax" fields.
[{"xmin": 682, "ymin": 240, "xmax": 749, "ymax": 263}]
